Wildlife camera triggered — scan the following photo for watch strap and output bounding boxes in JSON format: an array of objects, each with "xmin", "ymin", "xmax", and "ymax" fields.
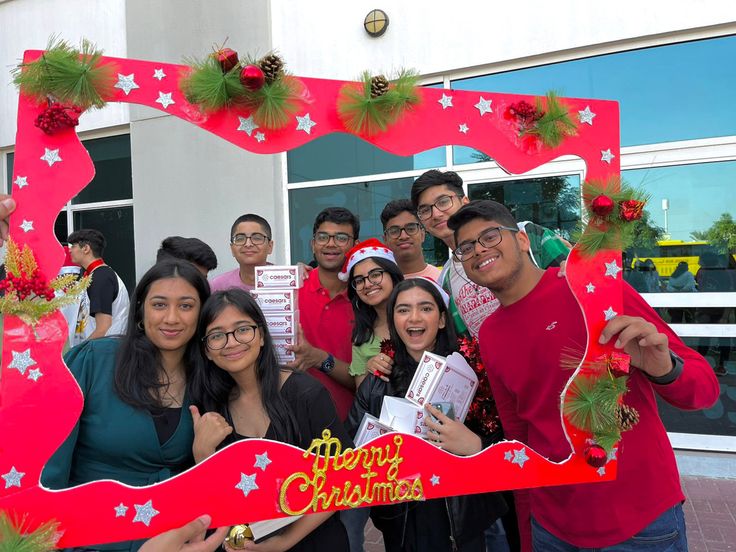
[{"xmin": 645, "ymin": 350, "xmax": 684, "ymax": 385}]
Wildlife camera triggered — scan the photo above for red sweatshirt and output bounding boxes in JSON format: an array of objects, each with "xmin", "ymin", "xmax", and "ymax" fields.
[{"xmin": 478, "ymin": 268, "xmax": 719, "ymax": 548}]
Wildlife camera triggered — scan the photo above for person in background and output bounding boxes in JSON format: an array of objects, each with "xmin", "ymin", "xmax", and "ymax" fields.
[
  {"xmin": 448, "ymin": 199, "xmax": 719, "ymax": 550},
  {"xmin": 666, "ymin": 261, "xmax": 697, "ymax": 326},
  {"xmin": 210, "ymin": 214, "xmax": 273, "ymax": 292},
  {"xmin": 157, "ymin": 236, "xmax": 218, "ymax": 278},
  {"xmin": 67, "ymin": 228, "xmax": 130, "ymax": 344},
  {"xmin": 380, "ymin": 199, "xmax": 441, "ymax": 280}
]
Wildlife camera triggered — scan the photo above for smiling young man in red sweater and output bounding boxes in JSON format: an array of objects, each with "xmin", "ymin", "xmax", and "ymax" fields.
[{"xmin": 447, "ymin": 200, "xmax": 719, "ymax": 551}]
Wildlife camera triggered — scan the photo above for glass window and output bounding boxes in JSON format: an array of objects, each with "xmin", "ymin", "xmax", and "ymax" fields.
[
  {"xmin": 71, "ymin": 135, "xmax": 132, "ymax": 204},
  {"xmin": 623, "ymin": 161, "xmax": 736, "ymax": 293},
  {"xmin": 73, "ymin": 207, "xmax": 135, "ymax": 293},
  {"xmin": 468, "ymin": 175, "xmax": 581, "ymax": 239},
  {"xmin": 288, "ymin": 178, "xmax": 448, "ymax": 267},
  {"xmin": 452, "ymin": 34, "xmax": 736, "ymax": 164}
]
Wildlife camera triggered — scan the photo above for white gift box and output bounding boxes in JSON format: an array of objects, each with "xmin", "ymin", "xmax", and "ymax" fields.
[
  {"xmin": 354, "ymin": 413, "xmax": 395, "ymax": 447},
  {"xmin": 265, "ymin": 312, "xmax": 298, "ymax": 337},
  {"xmin": 255, "ymin": 265, "xmax": 305, "ymax": 289},
  {"xmin": 379, "ymin": 396, "xmax": 428, "ymax": 437},
  {"xmin": 251, "ymin": 289, "xmax": 297, "ymax": 312},
  {"xmin": 405, "ymin": 351, "xmax": 478, "ymax": 423}
]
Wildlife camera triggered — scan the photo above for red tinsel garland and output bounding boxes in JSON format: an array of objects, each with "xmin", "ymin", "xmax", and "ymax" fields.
[{"xmin": 458, "ymin": 335, "xmax": 500, "ymax": 437}]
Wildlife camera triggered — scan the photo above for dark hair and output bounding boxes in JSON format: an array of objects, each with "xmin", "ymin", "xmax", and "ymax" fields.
[
  {"xmin": 67, "ymin": 229, "xmax": 106, "ymax": 258},
  {"xmin": 380, "ymin": 199, "xmax": 419, "ymax": 228},
  {"xmin": 157, "ymin": 236, "xmax": 218, "ymax": 271},
  {"xmin": 191, "ymin": 289, "xmax": 299, "ymax": 444},
  {"xmin": 312, "ymin": 207, "xmax": 360, "ymax": 239},
  {"xmin": 448, "ymin": 200, "xmax": 518, "ymax": 243},
  {"xmin": 348, "ymin": 257, "xmax": 404, "ymax": 346},
  {"xmin": 114, "ymin": 260, "xmax": 211, "ymax": 412},
  {"xmin": 386, "ymin": 278, "xmax": 457, "ymax": 396},
  {"xmin": 671, "ymin": 261, "xmax": 689, "ymax": 279},
  {"xmin": 230, "ymin": 214, "xmax": 272, "ymax": 241},
  {"xmin": 410, "ymin": 170, "xmax": 465, "ymax": 208}
]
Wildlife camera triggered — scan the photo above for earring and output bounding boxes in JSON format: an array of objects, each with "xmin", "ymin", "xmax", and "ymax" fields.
[{"xmin": 137, "ymin": 320, "xmax": 144, "ymax": 331}]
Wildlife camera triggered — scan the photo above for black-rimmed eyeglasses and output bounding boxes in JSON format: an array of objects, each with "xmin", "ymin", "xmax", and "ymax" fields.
[
  {"xmin": 416, "ymin": 195, "xmax": 461, "ymax": 221},
  {"xmin": 231, "ymin": 233, "xmax": 270, "ymax": 246},
  {"xmin": 453, "ymin": 226, "xmax": 519, "ymax": 261},
  {"xmin": 203, "ymin": 325, "xmax": 259, "ymax": 350},
  {"xmin": 384, "ymin": 222, "xmax": 422, "ymax": 239},
  {"xmin": 313, "ymin": 231, "xmax": 353, "ymax": 246},
  {"xmin": 351, "ymin": 268, "xmax": 386, "ymax": 290}
]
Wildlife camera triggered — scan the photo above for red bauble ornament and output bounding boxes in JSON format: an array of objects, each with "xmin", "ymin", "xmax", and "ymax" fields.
[
  {"xmin": 213, "ymin": 47, "xmax": 239, "ymax": 73},
  {"xmin": 239, "ymin": 65, "xmax": 266, "ymax": 91},
  {"xmin": 590, "ymin": 194, "xmax": 615, "ymax": 217},
  {"xmin": 584, "ymin": 444, "xmax": 608, "ymax": 468},
  {"xmin": 619, "ymin": 200, "xmax": 645, "ymax": 222}
]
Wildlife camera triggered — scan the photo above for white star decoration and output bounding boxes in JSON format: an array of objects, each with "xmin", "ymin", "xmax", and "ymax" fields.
[
  {"xmin": 254, "ymin": 132, "xmax": 266, "ymax": 143},
  {"xmin": 295, "ymin": 114, "xmax": 317, "ymax": 134},
  {"xmin": 237, "ymin": 116, "xmax": 259, "ymax": 136},
  {"xmin": 114, "ymin": 503, "xmax": 129, "ymax": 517},
  {"xmin": 27, "ymin": 368, "xmax": 43, "ymax": 382},
  {"xmin": 586, "ymin": 283, "xmax": 596, "ymax": 294},
  {"xmin": 604, "ymin": 260, "xmax": 622, "ymax": 279},
  {"xmin": 474, "ymin": 96, "xmax": 493, "ymax": 116},
  {"xmin": 2, "ymin": 467, "xmax": 24, "ymax": 489},
  {"xmin": 504, "ymin": 451, "xmax": 513, "ymax": 461},
  {"xmin": 40, "ymin": 148, "xmax": 62, "ymax": 167},
  {"xmin": 235, "ymin": 473, "xmax": 259, "ymax": 497},
  {"xmin": 438, "ymin": 94, "xmax": 453, "ymax": 109},
  {"xmin": 254, "ymin": 452, "xmax": 271, "ymax": 471},
  {"xmin": 115, "ymin": 74, "xmax": 140, "ymax": 96},
  {"xmin": 8, "ymin": 349, "xmax": 36, "ymax": 375},
  {"xmin": 155, "ymin": 92, "xmax": 175, "ymax": 109},
  {"xmin": 607, "ymin": 447, "xmax": 618, "ymax": 462},
  {"xmin": 14, "ymin": 176, "xmax": 28, "ymax": 189},
  {"xmin": 600, "ymin": 149, "xmax": 615, "ymax": 164},
  {"xmin": 578, "ymin": 106, "xmax": 596, "ymax": 125},
  {"xmin": 20, "ymin": 220, "xmax": 34, "ymax": 233},
  {"xmin": 430, "ymin": 474, "xmax": 440, "ymax": 486},
  {"xmin": 505, "ymin": 447, "xmax": 529, "ymax": 468},
  {"xmin": 458, "ymin": 123, "xmax": 469, "ymax": 134},
  {"xmin": 133, "ymin": 500, "xmax": 159, "ymax": 526},
  {"xmin": 597, "ymin": 466, "xmax": 607, "ymax": 477},
  {"xmin": 153, "ymin": 68, "xmax": 166, "ymax": 81},
  {"xmin": 603, "ymin": 306, "xmax": 618, "ymax": 321}
]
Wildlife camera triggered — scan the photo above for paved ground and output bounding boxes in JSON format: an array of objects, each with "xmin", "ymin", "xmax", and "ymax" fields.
[{"xmin": 364, "ymin": 476, "xmax": 736, "ymax": 551}]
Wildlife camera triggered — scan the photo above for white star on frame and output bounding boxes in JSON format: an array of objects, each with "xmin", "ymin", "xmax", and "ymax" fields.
[
  {"xmin": 114, "ymin": 73, "xmax": 140, "ymax": 96},
  {"xmin": 604, "ymin": 260, "xmax": 622, "ymax": 279},
  {"xmin": 114, "ymin": 503, "xmax": 129, "ymax": 517},
  {"xmin": 597, "ymin": 466, "xmax": 607, "ymax": 477},
  {"xmin": 132, "ymin": 500, "xmax": 159, "ymax": 526},
  {"xmin": 153, "ymin": 68, "xmax": 166, "ymax": 81},
  {"xmin": 458, "ymin": 123, "xmax": 469, "ymax": 134},
  {"xmin": 9, "ymin": 349, "xmax": 36, "ymax": 375},
  {"xmin": 603, "ymin": 306, "xmax": 618, "ymax": 321},
  {"xmin": 254, "ymin": 452, "xmax": 272, "ymax": 471},
  {"xmin": 600, "ymin": 149, "xmax": 615, "ymax": 164},
  {"xmin": 474, "ymin": 96, "xmax": 492, "ymax": 116},
  {"xmin": 27, "ymin": 368, "xmax": 43, "ymax": 382},
  {"xmin": 14, "ymin": 176, "xmax": 28, "ymax": 189},
  {"xmin": 155, "ymin": 92, "xmax": 175, "ymax": 109},
  {"xmin": 586, "ymin": 283, "xmax": 596, "ymax": 294},
  {"xmin": 20, "ymin": 220, "xmax": 34, "ymax": 233},
  {"xmin": 438, "ymin": 94, "xmax": 453, "ymax": 109},
  {"xmin": 235, "ymin": 473, "xmax": 259, "ymax": 497},
  {"xmin": 511, "ymin": 447, "xmax": 529, "ymax": 468},
  {"xmin": 237, "ymin": 116, "xmax": 259, "ymax": 136},
  {"xmin": 2, "ymin": 467, "xmax": 24, "ymax": 489},
  {"xmin": 40, "ymin": 148, "xmax": 62, "ymax": 167},
  {"xmin": 578, "ymin": 106, "xmax": 596, "ymax": 125},
  {"xmin": 254, "ymin": 131, "xmax": 266, "ymax": 143},
  {"xmin": 295, "ymin": 114, "xmax": 317, "ymax": 134},
  {"xmin": 430, "ymin": 474, "xmax": 440, "ymax": 486}
]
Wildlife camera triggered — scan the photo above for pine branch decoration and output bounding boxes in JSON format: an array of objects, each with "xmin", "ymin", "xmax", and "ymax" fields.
[
  {"xmin": 0, "ymin": 512, "xmax": 59, "ymax": 552},
  {"xmin": 527, "ymin": 91, "xmax": 578, "ymax": 147},
  {"xmin": 180, "ymin": 55, "xmax": 247, "ymax": 112},
  {"xmin": 12, "ymin": 36, "xmax": 115, "ymax": 109},
  {"xmin": 241, "ymin": 73, "xmax": 304, "ymax": 130}
]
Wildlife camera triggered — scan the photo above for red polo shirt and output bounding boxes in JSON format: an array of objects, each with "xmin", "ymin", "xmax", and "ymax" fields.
[{"xmin": 298, "ymin": 268, "xmax": 355, "ymax": 420}]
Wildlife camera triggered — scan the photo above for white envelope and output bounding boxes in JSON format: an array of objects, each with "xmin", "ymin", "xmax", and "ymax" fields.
[
  {"xmin": 379, "ymin": 396, "xmax": 427, "ymax": 437},
  {"xmin": 354, "ymin": 413, "xmax": 395, "ymax": 447}
]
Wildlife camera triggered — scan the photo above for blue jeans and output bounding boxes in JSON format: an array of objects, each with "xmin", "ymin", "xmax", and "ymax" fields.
[
  {"xmin": 340, "ymin": 507, "xmax": 371, "ymax": 552},
  {"xmin": 531, "ymin": 504, "xmax": 687, "ymax": 551}
]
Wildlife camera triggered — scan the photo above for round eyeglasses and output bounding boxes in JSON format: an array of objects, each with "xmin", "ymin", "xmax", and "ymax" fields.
[
  {"xmin": 351, "ymin": 268, "xmax": 386, "ymax": 290},
  {"xmin": 231, "ymin": 233, "xmax": 270, "ymax": 246},
  {"xmin": 384, "ymin": 222, "xmax": 422, "ymax": 239},
  {"xmin": 203, "ymin": 325, "xmax": 259, "ymax": 350},
  {"xmin": 453, "ymin": 226, "xmax": 519, "ymax": 261}
]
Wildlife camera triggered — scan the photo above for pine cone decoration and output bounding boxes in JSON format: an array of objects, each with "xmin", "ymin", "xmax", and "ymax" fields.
[
  {"xmin": 617, "ymin": 404, "xmax": 640, "ymax": 432},
  {"xmin": 370, "ymin": 75, "xmax": 390, "ymax": 98},
  {"xmin": 259, "ymin": 53, "xmax": 284, "ymax": 84}
]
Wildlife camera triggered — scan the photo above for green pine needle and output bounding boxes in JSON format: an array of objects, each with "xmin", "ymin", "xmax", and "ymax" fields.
[
  {"xmin": 528, "ymin": 91, "xmax": 578, "ymax": 148},
  {"xmin": 0, "ymin": 512, "xmax": 58, "ymax": 552},
  {"xmin": 12, "ymin": 36, "xmax": 114, "ymax": 109},
  {"xmin": 564, "ymin": 376, "xmax": 619, "ymax": 434},
  {"xmin": 180, "ymin": 56, "xmax": 246, "ymax": 112},
  {"xmin": 594, "ymin": 429, "xmax": 622, "ymax": 453},
  {"xmin": 244, "ymin": 75, "xmax": 303, "ymax": 129}
]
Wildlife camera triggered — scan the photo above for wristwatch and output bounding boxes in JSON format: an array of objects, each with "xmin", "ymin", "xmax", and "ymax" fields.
[
  {"xmin": 319, "ymin": 353, "xmax": 335, "ymax": 374},
  {"xmin": 645, "ymin": 350, "xmax": 684, "ymax": 385}
]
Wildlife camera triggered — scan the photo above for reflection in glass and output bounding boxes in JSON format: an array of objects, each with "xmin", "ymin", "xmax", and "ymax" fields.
[
  {"xmin": 288, "ymin": 179, "xmax": 448, "ymax": 267},
  {"xmin": 468, "ymin": 175, "xmax": 581, "ymax": 239},
  {"xmin": 71, "ymin": 135, "xmax": 132, "ymax": 204}
]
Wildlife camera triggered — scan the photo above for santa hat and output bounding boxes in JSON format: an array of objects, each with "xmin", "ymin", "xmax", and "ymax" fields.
[
  {"xmin": 411, "ymin": 275, "xmax": 450, "ymax": 307},
  {"xmin": 338, "ymin": 238, "xmax": 397, "ymax": 282}
]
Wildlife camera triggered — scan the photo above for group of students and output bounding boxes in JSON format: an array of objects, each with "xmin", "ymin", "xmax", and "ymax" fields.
[{"xmin": 0, "ymin": 166, "xmax": 721, "ymax": 552}]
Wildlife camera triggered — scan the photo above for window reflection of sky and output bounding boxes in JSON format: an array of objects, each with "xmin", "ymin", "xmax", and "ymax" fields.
[{"xmin": 623, "ymin": 161, "xmax": 736, "ymax": 242}]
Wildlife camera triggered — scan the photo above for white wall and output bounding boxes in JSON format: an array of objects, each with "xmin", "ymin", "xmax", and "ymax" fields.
[{"xmin": 0, "ymin": 0, "xmax": 129, "ymax": 147}]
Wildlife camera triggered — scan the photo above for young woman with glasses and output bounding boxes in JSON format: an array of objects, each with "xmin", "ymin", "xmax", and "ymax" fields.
[
  {"xmin": 338, "ymin": 239, "xmax": 404, "ymax": 388},
  {"xmin": 189, "ymin": 289, "xmax": 351, "ymax": 552}
]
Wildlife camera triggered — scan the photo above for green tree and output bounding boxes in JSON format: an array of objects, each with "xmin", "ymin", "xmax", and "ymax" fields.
[{"xmin": 691, "ymin": 213, "xmax": 736, "ymax": 252}]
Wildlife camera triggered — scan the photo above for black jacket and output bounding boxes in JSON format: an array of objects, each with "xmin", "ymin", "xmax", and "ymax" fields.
[{"xmin": 346, "ymin": 375, "xmax": 508, "ymax": 550}]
